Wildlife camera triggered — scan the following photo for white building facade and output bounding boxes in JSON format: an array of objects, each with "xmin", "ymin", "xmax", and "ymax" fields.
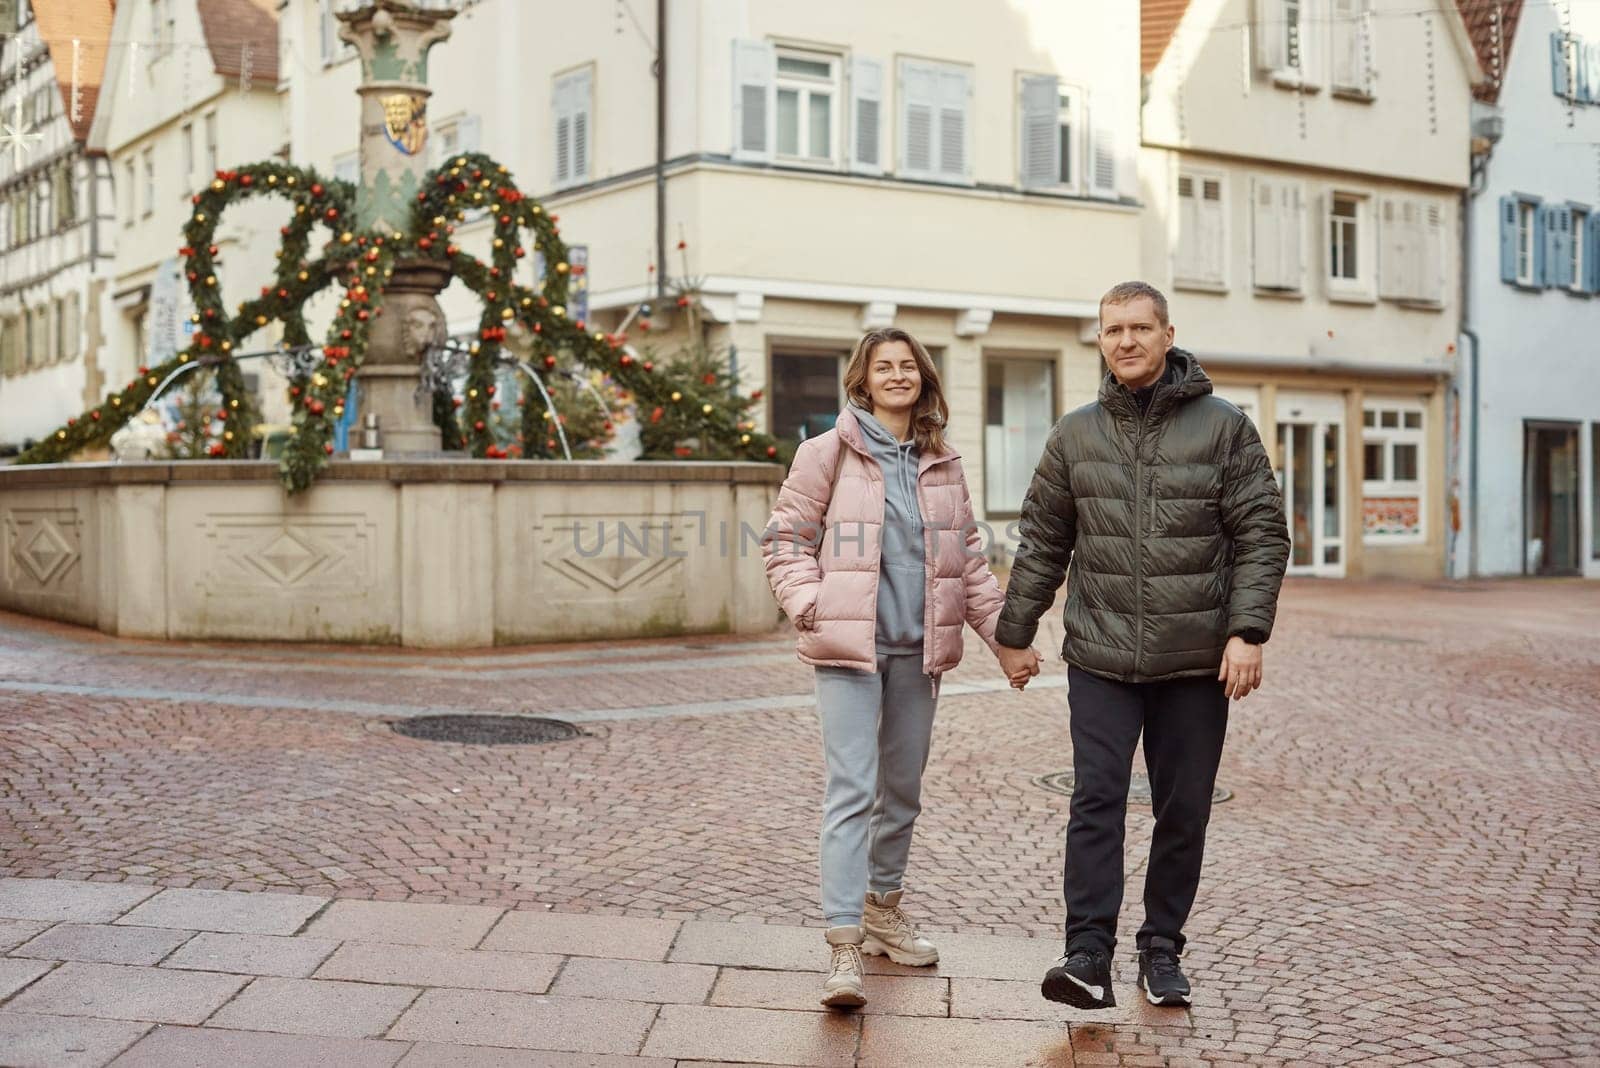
[
  {"xmin": 1141, "ymin": 0, "xmax": 1482, "ymax": 581},
  {"xmin": 1459, "ymin": 0, "xmax": 1600, "ymax": 579},
  {"xmin": 278, "ymin": 0, "xmax": 1143, "ymax": 525},
  {"xmin": 0, "ymin": 0, "xmax": 116, "ymax": 454}
]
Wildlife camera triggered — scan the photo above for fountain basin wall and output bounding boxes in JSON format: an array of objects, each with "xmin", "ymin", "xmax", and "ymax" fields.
[{"xmin": 0, "ymin": 460, "xmax": 785, "ymax": 647}]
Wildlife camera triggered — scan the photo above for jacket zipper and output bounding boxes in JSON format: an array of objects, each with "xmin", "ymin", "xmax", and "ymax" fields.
[{"xmin": 1133, "ymin": 404, "xmax": 1148, "ymax": 676}]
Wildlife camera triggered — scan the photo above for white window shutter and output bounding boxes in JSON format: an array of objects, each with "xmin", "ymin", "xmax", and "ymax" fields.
[
  {"xmin": 937, "ymin": 66, "xmax": 970, "ymax": 180},
  {"xmin": 458, "ymin": 114, "xmax": 481, "ymax": 154},
  {"xmin": 1282, "ymin": 182, "xmax": 1306, "ymax": 290},
  {"xmin": 1418, "ymin": 201, "xmax": 1444, "ymax": 303},
  {"xmin": 568, "ymin": 71, "xmax": 592, "ymax": 181},
  {"xmin": 553, "ymin": 77, "xmax": 572, "ymax": 185},
  {"xmin": 1255, "ymin": 0, "xmax": 1289, "ymax": 71},
  {"xmin": 850, "ymin": 56, "xmax": 884, "ymax": 175},
  {"xmin": 1252, "ymin": 177, "xmax": 1283, "ymax": 288},
  {"xmin": 1200, "ymin": 177, "xmax": 1226, "ymax": 284},
  {"xmin": 1175, "ymin": 174, "xmax": 1199, "ymax": 279},
  {"xmin": 1332, "ymin": 0, "xmax": 1360, "ymax": 90},
  {"xmin": 1089, "ymin": 97, "xmax": 1117, "ymax": 199},
  {"xmin": 899, "ymin": 60, "xmax": 937, "ymax": 178},
  {"xmin": 1019, "ymin": 74, "xmax": 1060, "ymax": 189},
  {"xmin": 1378, "ymin": 197, "xmax": 1404, "ymax": 299},
  {"xmin": 732, "ymin": 39, "xmax": 775, "ymax": 162}
]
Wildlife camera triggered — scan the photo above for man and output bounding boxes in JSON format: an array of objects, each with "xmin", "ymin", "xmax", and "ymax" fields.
[{"xmin": 996, "ymin": 281, "xmax": 1289, "ymax": 1009}]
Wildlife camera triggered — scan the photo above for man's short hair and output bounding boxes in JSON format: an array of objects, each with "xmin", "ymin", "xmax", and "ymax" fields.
[{"xmin": 1099, "ymin": 281, "xmax": 1169, "ymax": 326}]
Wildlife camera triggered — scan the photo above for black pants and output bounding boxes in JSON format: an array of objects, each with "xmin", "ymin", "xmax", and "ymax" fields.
[{"xmin": 1063, "ymin": 665, "xmax": 1229, "ymax": 958}]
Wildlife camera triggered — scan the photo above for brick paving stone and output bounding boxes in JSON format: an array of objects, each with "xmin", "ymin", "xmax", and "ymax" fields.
[
  {"xmin": 640, "ymin": 1004, "xmax": 860, "ymax": 1066},
  {"xmin": 116, "ymin": 887, "xmax": 326, "ymax": 935},
  {"xmin": 0, "ymin": 1011, "xmax": 151, "ymax": 1068},
  {"xmin": 162, "ymin": 931, "xmax": 340, "ymax": 977},
  {"xmin": 547, "ymin": 957, "xmax": 716, "ymax": 1003},
  {"xmin": 2, "ymin": 581, "xmax": 1599, "ymax": 1062},
  {"xmin": 107, "ymin": 1024, "xmax": 408, "ymax": 1067},
  {"xmin": 11, "ymin": 923, "xmax": 192, "ymax": 966},
  {"xmin": 303, "ymin": 899, "xmax": 504, "ymax": 947},
  {"xmin": 387, "ymin": 988, "xmax": 657, "ymax": 1054},
  {"xmin": 480, "ymin": 911, "xmax": 680, "ymax": 960},
  {"xmin": 857, "ymin": 1014, "xmax": 1077, "ymax": 1066},
  {"xmin": 206, "ymin": 975, "xmax": 420, "ymax": 1038},
  {"xmin": 396, "ymin": 1045, "xmax": 676, "ymax": 1067},
  {"xmin": 949, "ymin": 977, "xmax": 1187, "ymax": 1026},
  {"xmin": 709, "ymin": 966, "xmax": 949, "ymax": 1017},
  {"xmin": 315, "ymin": 942, "xmax": 563, "ymax": 994},
  {"xmin": 0, "ymin": 919, "xmax": 50, "ymax": 952},
  {"xmin": 668, "ymin": 921, "xmax": 826, "ymax": 972},
  {"xmin": 0, "ymin": 878, "xmax": 155, "ymax": 923},
  {"xmin": 5, "ymin": 962, "xmax": 246, "ymax": 1024},
  {"xmin": 0, "ymin": 957, "xmax": 54, "ymax": 1000}
]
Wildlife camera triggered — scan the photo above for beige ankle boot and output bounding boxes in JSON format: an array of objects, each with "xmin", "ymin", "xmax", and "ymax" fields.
[
  {"xmin": 821, "ymin": 925, "xmax": 866, "ymax": 1008},
  {"xmin": 862, "ymin": 889, "xmax": 939, "ymax": 966}
]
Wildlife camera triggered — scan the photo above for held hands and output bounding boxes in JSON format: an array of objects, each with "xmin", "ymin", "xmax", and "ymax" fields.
[
  {"xmin": 997, "ymin": 645, "xmax": 1043, "ymax": 691},
  {"xmin": 1218, "ymin": 636, "xmax": 1263, "ymax": 700}
]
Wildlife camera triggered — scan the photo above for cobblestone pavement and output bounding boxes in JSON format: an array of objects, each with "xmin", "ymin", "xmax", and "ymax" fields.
[{"xmin": 2, "ymin": 579, "xmax": 1599, "ymax": 1065}]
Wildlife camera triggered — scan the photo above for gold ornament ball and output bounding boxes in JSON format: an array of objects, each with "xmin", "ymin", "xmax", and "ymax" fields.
[
  {"xmin": 702, "ymin": 404, "xmax": 714, "ymax": 415},
  {"xmin": 111, "ymin": 396, "xmax": 121, "ymax": 406},
  {"xmin": 195, "ymin": 213, "xmax": 207, "ymax": 222},
  {"xmin": 468, "ymin": 388, "xmax": 478, "ymax": 398},
  {"xmin": 57, "ymin": 430, "xmax": 66, "ymax": 439},
  {"xmin": 266, "ymin": 174, "xmax": 278, "ymax": 185},
  {"xmin": 285, "ymin": 175, "xmax": 296, "ymax": 185},
  {"xmin": 555, "ymin": 262, "xmax": 570, "ymax": 274},
  {"xmin": 454, "ymin": 157, "xmax": 467, "ymax": 167},
  {"xmin": 296, "ymin": 204, "xmax": 306, "ymax": 215},
  {"xmin": 492, "ymin": 238, "xmax": 504, "ymax": 249},
  {"xmin": 501, "ymin": 307, "xmax": 515, "ymax": 320},
  {"xmin": 297, "ymin": 271, "xmax": 309, "ymax": 281},
  {"xmin": 223, "ymin": 431, "xmax": 234, "ymax": 441},
  {"xmin": 205, "ymin": 275, "xmax": 217, "ymax": 287},
  {"xmin": 256, "ymin": 315, "xmax": 268, "ymax": 326},
  {"xmin": 365, "ymin": 266, "xmax": 377, "ymax": 276},
  {"xmin": 552, "ymin": 306, "xmax": 565, "ymax": 317},
  {"xmin": 340, "ymin": 299, "xmax": 351, "ymax": 309},
  {"xmin": 211, "ymin": 179, "xmax": 225, "ymax": 191},
  {"xmin": 220, "ymin": 341, "xmax": 232, "ymax": 352},
  {"xmin": 741, "ymin": 434, "xmax": 751, "ymax": 444},
  {"xmin": 340, "ymin": 232, "xmax": 353, "ymax": 244},
  {"xmin": 671, "ymin": 391, "xmax": 682, "ymax": 401},
  {"xmin": 521, "ymin": 297, "xmax": 533, "ymax": 308},
  {"xmin": 312, "ymin": 373, "xmax": 328, "ymax": 387},
  {"xmin": 334, "ymin": 406, "xmax": 344, "ymax": 417}
]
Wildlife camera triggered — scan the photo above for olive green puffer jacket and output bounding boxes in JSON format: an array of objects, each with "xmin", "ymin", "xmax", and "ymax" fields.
[{"xmin": 995, "ymin": 349, "xmax": 1289, "ymax": 683}]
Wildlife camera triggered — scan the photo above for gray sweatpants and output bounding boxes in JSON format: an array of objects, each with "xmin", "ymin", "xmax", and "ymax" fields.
[{"xmin": 815, "ymin": 653, "xmax": 939, "ymax": 927}]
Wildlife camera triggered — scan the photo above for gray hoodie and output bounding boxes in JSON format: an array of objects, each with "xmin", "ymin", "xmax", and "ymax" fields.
[{"xmin": 848, "ymin": 404, "xmax": 925, "ymax": 655}]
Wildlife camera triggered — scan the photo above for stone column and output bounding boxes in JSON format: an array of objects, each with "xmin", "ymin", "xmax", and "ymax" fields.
[{"xmin": 337, "ymin": 0, "xmax": 457, "ymax": 455}]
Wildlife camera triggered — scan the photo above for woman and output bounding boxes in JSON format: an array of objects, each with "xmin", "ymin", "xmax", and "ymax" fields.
[{"xmin": 762, "ymin": 327, "xmax": 1040, "ymax": 1009}]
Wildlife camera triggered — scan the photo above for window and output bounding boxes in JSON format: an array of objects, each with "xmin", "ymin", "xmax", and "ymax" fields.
[
  {"xmin": 203, "ymin": 112, "xmax": 218, "ymax": 177},
  {"xmin": 63, "ymin": 292, "xmax": 80, "ymax": 360},
  {"xmin": 770, "ymin": 349, "xmax": 845, "ymax": 442},
  {"xmin": 898, "ymin": 58, "xmax": 971, "ymax": 184},
  {"xmin": 984, "ymin": 357, "xmax": 1056, "ymax": 516},
  {"xmin": 52, "ymin": 299, "xmax": 65, "ymax": 363},
  {"xmin": 1378, "ymin": 196, "xmax": 1444, "ymax": 304},
  {"xmin": 1513, "ymin": 199, "xmax": 1537, "ymax": 285},
  {"xmin": 1175, "ymin": 171, "xmax": 1226, "ymax": 288},
  {"xmin": 1250, "ymin": 176, "xmax": 1306, "ymax": 292},
  {"xmin": 432, "ymin": 114, "xmax": 480, "ymax": 168},
  {"xmin": 142, "ymin": 148, "xmax": 155, "ymax": 217},
  {"xmin": 55, "ymin": 161, "xmax": 75, "ymax": 226},
  {"xmin": 1018, "ymin": 74, "xmax": 1081, "ymax": 193},
  {"xmin": 1592, "ymin": 424, "xmax": 1599, "ymax": 561},
  {"xmin": 320, "ymin": 0, "xmax": 354, "ymax": 65},
  {"xmin": 36, "ymin": 176, "xmax": 51, "ymax": 235},
  {"xmin": 1331, "ymin": 0, "xmax": 1376, "ymax": 97},
  {"xmin": 122, "ymin": 159, "xmax": 135, "ymax": 226},
  {"xmin": 150, "ymin": 0, "xmax": 174, "ymax": 57},
  {"xmin": 181, "ymin": 122, "xmax": 194, "ymax": 189},
  {"xmin": 774, "ymin": 50, "xmax": 839, "ymax": 165},
  {"xmin": 0, "ymin": 317, "xmax": 18, "ymax": 377},
  {"xmin": 1362, "ymin": 402, "xmax": 1425, "ymax": 541},
  {"xmin": 552, "ymin": 68, "xmax": 593, "ymax": 188},
  {"xmin": 1256, "ymin": 0, "xmax": 1317, "ymax": 86},
  {"xmin": 333, "ymin": 153, "xmax": 359, "ymax": 186},
  {"xmin": 1325, "ymin": 191, "xmax": 1375, "ymax": 299}
]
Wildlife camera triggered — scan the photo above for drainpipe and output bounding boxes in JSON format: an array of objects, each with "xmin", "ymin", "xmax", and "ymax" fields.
[
  {"xmin": 1462, "ymin": 112, "xmax": 1500, "ymax": 579},
  {"xmin": 655, "ymin": 0, "xmax": 666, "ymax": 301}
]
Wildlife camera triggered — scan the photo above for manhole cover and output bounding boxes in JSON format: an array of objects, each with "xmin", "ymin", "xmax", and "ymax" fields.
[
  {"xmin": 1032, "ymin": 770, "xmax": 1231, "ymax": 805},
  {"xmin": 391, "ymin": 715, "xmax": 582, "ymax": 745}
]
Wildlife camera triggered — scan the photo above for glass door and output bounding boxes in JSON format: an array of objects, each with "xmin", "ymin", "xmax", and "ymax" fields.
[
  {"xmin": 1275, "ymin": 395, "xmax": 1345, "ymax": 577},
  {"xmin": 1523, "ymin": 422, "xmax": 1581, "ymax": 576}
]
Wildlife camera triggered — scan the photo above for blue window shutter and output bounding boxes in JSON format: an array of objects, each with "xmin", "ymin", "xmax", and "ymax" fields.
[
  {"xmin": 1499, "ymin": 196, "xmax": 1518, "ymax": 283},
  {"xmin": 1534, "ymin": 204, "xmax": 1549, "ymax": 286},
  {"xmin": 1553, "ymin": 207, "xmax": 1570, "ymax": 288},
  {"xmin": 1590, "ymin": 213, "xmax": 1600, "ymax": 292},
  {"xmin": 1553, "ymin": 33, "xmax": 1572, "ymax": 97}
]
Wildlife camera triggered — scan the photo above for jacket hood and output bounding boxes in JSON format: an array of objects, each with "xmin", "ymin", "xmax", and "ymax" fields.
[{"xmin": 1098, "ymin": 347, "xmax": 1213, "ymax": 420}]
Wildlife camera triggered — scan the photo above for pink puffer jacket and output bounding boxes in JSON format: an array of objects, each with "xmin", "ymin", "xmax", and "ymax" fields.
[{"xmin": 762, "ymin": 408, "xmax": 1005, "ymax": 676}]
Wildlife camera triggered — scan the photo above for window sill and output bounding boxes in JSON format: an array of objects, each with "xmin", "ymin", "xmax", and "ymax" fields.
[
  {"xmin": 774, "ymin": 155, "xmax": 843, "ymax": 173},
  {"xmin": 1564, "ymin": 286, "xmax": 1594, "ymax": 299},
  {"xmin": 1384, "ymin": 296, "xmax": 1445, "ymax": 312},
  {"xmin": 1253, "ymin": 285, "xmax": 1305, "ymax": 300},
  {"xmin": 1327, "ymin": 287, "xmax": 1377, "ymax": 305},
  {"xmin": 1271, "ymin": 72, "xmax": 1321, "ymax": 93},
  {"xmin": 1330, "ymin": 87, "xmax": 1375, "ymax": 103},
  {"xmin": 1173, "ymin": 278, "xmax": 1228, "ymax": 294}
]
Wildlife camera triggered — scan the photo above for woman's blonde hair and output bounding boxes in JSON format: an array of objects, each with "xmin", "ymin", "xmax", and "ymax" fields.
[{"xmin": 842, "ymin": 328, "xmax": 949, "ymax": 455}]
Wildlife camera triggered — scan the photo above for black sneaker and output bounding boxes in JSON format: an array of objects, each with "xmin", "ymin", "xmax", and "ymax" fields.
[
  {"xmin": 1137, "ymin": 937, "xmax": 1191, "ymax": 1006},
  {"xmin": 1041, "ymin": 946, "xmax": 1115, "ymax": 1009}
]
